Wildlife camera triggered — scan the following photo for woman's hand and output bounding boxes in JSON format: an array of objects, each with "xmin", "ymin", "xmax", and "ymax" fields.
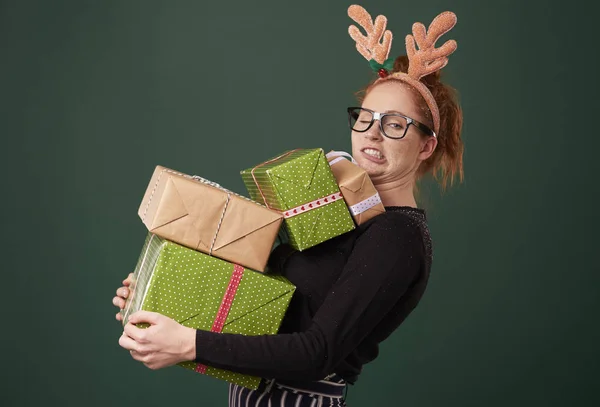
[
  {"xmin": 113, "ymin": 273, "xmax": 133, "ymax": 322},
  {"xmin": 118, "ymin": 310, "xmax": 196, "ymax": 370}
]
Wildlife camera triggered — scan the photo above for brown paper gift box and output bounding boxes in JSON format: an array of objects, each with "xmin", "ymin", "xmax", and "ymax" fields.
[
  {"xmin": 138, "ymin": 165, "xmax": 283, "ymax": 272},
  {"xmin": 327, "ymin": 152, "xmax": 386, "ymax": 225}
]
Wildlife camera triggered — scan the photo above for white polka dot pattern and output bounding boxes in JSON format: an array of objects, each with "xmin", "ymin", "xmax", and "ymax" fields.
[
  {"xmin": 240, "ymin": 148, "xmax": 355, "ymax": 251},
  {"xmin": 349, "ymin": 193, "xmax": 382, "ymax": 216},
  {"xmin": 125, "ymin": 233, "xmax": 296, "ymax": 390}
]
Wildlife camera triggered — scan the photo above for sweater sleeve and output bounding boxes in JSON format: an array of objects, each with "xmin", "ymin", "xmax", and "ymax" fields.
[{"xmin": 193, "ymin": 215, "xmax": 423, "ymax": 381}]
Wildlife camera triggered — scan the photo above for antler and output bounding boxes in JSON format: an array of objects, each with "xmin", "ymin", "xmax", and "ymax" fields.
[
  {"xmin": 348, "ymin": 5, "xmax": 393, "ymax": 64},
  {"xmin": 405, "ymin": 11, "xmax": 458, "ymax": 80}
]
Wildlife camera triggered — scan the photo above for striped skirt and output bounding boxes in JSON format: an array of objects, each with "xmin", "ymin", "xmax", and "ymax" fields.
[{"xmin": 228, "ymin": 375, "xmax": 348, "ymax": 407}]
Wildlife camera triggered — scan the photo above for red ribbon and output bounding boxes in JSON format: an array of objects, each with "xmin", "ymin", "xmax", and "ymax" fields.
[{"xmin": 195, "ymin": 264, "xmax": 244, "ymax": 374}]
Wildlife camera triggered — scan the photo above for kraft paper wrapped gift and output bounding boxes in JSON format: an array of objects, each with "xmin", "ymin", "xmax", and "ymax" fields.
[
  {"xmin": 326, "ymin": 151, "xmax": 386, "ymax": 225},
  {"xmin": 240, "ymin": 148, "xmax": 355, "ymax": 251},
  {"xmin": 121, "ymin": 233, "xmax": 296, "ymax": 390},
  {"xmin": 139, "ymin": 165, "xmax": 283, "ymax": 272}
]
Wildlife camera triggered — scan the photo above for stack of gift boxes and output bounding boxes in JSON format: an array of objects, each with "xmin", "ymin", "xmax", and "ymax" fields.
[{"xmin": 120, "ymin": 148, "xmax": 385, "ymax": 389}]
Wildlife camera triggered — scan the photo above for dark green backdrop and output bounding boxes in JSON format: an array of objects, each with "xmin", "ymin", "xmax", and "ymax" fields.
[{"xmin": 2, "ymin": 0, "xmax": 598, "ymax": 406}]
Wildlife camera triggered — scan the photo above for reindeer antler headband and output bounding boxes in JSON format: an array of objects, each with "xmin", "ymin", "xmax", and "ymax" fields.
[{"xmin": 348, "ymin": 5, "xmax": 458, "ymax": 135}]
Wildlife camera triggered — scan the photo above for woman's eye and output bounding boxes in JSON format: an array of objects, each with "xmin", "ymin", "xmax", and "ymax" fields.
[{"xmin": 386, "ymin": 122, "xmax": 404, "ymax": 129}]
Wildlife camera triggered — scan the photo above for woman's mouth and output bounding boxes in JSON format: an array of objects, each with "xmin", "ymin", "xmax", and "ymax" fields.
[{"xmin": 361, "ymin": 148, "xmax": 386, "ymax": 163}]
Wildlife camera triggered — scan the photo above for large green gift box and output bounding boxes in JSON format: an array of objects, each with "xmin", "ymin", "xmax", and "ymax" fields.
[
  {"xmin": 240, "ymin": 148, "xmax": 355, "ymax": 251},
  {"xmin": 121, "ymin": 233, "xmax": 296, "ymax": 390}
]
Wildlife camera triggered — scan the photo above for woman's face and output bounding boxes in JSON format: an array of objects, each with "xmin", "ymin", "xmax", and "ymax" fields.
[{"xmin": 351, "ymin": 81, "xmax": 437, "ymax": 185}]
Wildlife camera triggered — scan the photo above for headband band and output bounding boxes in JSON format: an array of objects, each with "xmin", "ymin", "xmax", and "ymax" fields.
[{"xmin": 348, "ymin": 5, "xmax": 458, "ymax": 135}]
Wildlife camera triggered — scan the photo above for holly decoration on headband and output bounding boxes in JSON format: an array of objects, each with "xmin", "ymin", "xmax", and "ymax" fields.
[
  {"xmin": 369, "ymin": 57, "xmax": 395, "ymax": 78},
  {"xmin": 348, "ymin": 5, "xmax": 393, "ymax": 77}
]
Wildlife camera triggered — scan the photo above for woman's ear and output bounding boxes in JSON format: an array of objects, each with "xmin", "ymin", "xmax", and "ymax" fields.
[{"xmin": 418, "ymin": 137, "xmax": 437, "ymax": 161}]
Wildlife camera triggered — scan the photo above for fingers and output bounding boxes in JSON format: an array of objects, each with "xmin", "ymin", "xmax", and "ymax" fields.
[
  {"xmin": 128, "ymin": 310, "xmax": 160, "ymax": 325},
  {"xmin": 118, "ymin": 331, "xmax": 140, "ymax": 352},
  {"xmin": 123, "ymin": 321, "xmax": 148, "ymax": 342},
  {"xmin": 112, "ymin": 296, "xmax": 126, "ymax": 309},
  {"xmin": 115, "ymin": 275, "xmax": 133, "ymax": 325},
  {"xmin": 119, "ymin": 331, "xmax": 150, "ymax": 363},
  {"xmin": 113, "ymin": 285, "xmax": 130, "ymax": 313},
  {"xmin": 130, "ymin": 350, "xmax": 149, "ymax": 363},
  {"xmin": 116, "ymin": 286, "xmax": 129, "ymax": 299}
]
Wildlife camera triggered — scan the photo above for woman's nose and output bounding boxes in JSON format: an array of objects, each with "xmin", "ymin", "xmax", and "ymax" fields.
[{"xmin": 365, "ymin": 120, "xmax": 384, "ymax": 140}]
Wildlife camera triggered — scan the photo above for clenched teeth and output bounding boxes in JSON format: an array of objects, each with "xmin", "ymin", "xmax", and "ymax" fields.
[{"xmin": 364, "ymin": 148, "xmax": 383, "ymax": 159}]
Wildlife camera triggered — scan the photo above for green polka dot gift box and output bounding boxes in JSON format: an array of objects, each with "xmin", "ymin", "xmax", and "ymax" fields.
[
  {"xmin": 121, "ymin": 233, "xmax": 296, "ymax": 390},
  {"xmin": 240, "ymin": 148, "xmax": 355, "ymax": 251}
]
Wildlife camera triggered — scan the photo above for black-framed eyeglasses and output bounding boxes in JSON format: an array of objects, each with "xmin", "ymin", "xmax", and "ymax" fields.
[{"xmin": 347, "ymin": 107, "xmax": 436, "ymax": 139}]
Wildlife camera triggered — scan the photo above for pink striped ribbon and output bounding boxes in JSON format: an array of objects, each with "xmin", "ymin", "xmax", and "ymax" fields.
[
  {"xmin": 250, "ymin": 149, "xmax": 343, "ymax": 220},
  {"xmin": 282, "ymin": 192, "xmax": 343, "ymax": 219},
  {"xmin": 195, "ymin": 264, "xmax": 245, "ymax": 374}
]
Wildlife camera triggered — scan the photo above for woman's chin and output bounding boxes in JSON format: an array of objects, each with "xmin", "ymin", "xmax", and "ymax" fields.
[{"xmin": 356, "ymin": 158, "xmax": 383, "ymax": 176}]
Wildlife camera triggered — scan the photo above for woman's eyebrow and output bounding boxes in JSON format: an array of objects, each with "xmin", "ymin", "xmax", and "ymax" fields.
[{"xmin": 385, "ymin": 109, "xmax": 406, "ymax": 115}]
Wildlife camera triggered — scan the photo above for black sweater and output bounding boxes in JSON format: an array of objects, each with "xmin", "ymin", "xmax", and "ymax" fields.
[{"xmin": 194, "ymin": 206, "xmax": 433, "ymax": 384}]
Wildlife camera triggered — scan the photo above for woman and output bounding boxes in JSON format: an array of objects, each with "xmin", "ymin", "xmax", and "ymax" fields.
[{"xmin": 113, "ymin": 6, "xmax": 463, "ymax": 406}]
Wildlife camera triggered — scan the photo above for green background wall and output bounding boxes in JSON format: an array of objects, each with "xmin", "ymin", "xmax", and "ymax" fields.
[{"xmin": 1, "ymin": 0, "xmax": 597, "ymax": 405}]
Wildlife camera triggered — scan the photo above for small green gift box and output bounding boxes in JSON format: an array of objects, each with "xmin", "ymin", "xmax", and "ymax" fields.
[
  {"xmin": 121, "ymin": 233, "xmax": 296, "ymax": 390},
  {"xmin": 240, "ymin": 148, "xmax": 355, "ymax": 251}
]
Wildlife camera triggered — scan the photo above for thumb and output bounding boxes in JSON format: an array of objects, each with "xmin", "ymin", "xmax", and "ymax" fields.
[{"xmin": 128, "ymin": 310, "xmax": 160, "ymax": 325}]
